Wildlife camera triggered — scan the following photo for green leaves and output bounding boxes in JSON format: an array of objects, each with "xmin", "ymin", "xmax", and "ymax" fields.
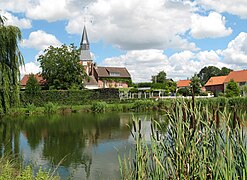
[
  {"xmin": 38, "ymin": 44, "xmax": 86, "ymax": 90},
  {"xmin": 225, "ymin": 79, "xmax": 240, "ymax": 97},
  {"xmin": 0, "ymin": 24, "xmax": 23, "ymax": 113}
]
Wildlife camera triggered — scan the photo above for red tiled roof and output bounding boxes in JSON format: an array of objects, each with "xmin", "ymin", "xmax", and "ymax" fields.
[
  {"xmin": 20, "ymin": 74, "xmax": 45, "ymax": 86},
  {"xmin": 177, "ymin": 80, "xmax": 191, "ymax": 88},
  {"xmin": 224, "ymin": 70, "xmax": 247, "ymax": 83},
  {"xmin": 205, "ymin": 76, "xmax": 227, "ymax": 86},
  {"xmin": 96, "ymin": 67, "xmax": 131, "ymax": 78}
]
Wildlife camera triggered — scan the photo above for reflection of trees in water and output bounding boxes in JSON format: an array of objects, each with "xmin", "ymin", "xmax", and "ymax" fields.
[
  {"xmin": 0, "ymin": 120, "xmax": 20, "ymax": 158},
  {"xmin": 0, "ymin": 112, "xmax": 132, "ymax": 177}
]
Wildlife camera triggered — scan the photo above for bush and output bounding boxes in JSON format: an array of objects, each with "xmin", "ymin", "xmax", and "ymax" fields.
[
  {"xmin": 91, "ymin": 101, "xmax": 108, "ymax": 112},
  {"xmin": 26, "ymin": 103, "xmax": 36, "ymax": 115},
  {"xmin": 21, "ymin": 89, "xmax": 120, "ymax": 107},
  {"xmin": 44, "ymin": 102, "xmax": 58, "ymax": 114}
]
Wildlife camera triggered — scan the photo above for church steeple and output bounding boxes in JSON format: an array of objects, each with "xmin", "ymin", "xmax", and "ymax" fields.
[{"xmin": 80, "ymin": 26, "xmax": 90, "ymax": 50}]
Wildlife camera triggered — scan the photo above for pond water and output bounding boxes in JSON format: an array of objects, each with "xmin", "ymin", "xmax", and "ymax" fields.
[{"xmin": 0, "ymin": 112, "xmax": 165, "ymax": 179}]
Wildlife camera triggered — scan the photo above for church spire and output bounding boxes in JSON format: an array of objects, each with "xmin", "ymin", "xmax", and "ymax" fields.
[{"xmin": 80, "ymin": 26, "xmax": 90, "ymax": 50}]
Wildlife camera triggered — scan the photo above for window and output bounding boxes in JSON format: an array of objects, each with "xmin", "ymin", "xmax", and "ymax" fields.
[{"xmin": 109, "ymin": 72, "xmax": 120, "ymax": 76}]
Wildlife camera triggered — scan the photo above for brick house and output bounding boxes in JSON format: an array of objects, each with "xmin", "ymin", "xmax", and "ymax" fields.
[
  {"xmin": 20, "ymin": 74, "xmax": 45, "ymax": 89},
  {"xmin": 176, "ymin": 79, "xmax": 191, "ymax": 89},
  {"xmin": 204, "ymin": 76, "xmax": 227, "ymax": 94},
  {"xmin": 223, "ymin": 70, "xmax": 247, "ymax": 89}
]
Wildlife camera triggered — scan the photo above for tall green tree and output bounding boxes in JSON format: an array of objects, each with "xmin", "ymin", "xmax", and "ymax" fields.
[
  {"xmin": 152, "ymin": 71, "xmax": 166, "ymax": 83},
  {"xmin": 190, "ymin": 74, "xmax": 201, "ymax": 96},
  {"xmin": 38, "ymin": 44, "xmax": 86, "ymax": 90},
  {"xmin": 25, "ymin": 74, "xmax": 41, "ymax": 96},
  {"xmin": 225, "ymin": 80, "xmax": 240, "ymax": 97},
  {"xmin": 0, "ymin": 15, "xmax": 23, "ymax": 113}
]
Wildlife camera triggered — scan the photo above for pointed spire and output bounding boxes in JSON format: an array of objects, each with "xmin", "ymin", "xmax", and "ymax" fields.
[{"xmin": 80, "ymin": 26, "xmax": 90, "ymax": 50}]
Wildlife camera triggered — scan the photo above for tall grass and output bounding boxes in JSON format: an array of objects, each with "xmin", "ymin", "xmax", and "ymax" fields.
[
  {"xmin": 44, "ymin": 102, "xmax": 58, "ymax": 114},
  {"xmin": 0, "ymin": 156, "xmax": 58, "ymax": 179},
  {"xmin": 119, "ymin": 100, "xmax": 247, "ymax": 179}
]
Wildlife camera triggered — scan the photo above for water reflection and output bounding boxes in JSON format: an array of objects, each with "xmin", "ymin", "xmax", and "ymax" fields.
[{"xmin": 1, "ymin": 112, "xmax": 160, "ymax": 179}]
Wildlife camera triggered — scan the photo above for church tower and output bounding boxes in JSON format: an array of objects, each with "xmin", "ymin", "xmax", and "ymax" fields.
[{"xmin": 80, "ymin": 26, "xmax": 93, "ymax": 75}]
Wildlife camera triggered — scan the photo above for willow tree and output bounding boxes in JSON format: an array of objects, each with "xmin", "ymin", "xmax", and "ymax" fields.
[{"xmin": 0, "ymin": 15, "xmax": 23, "ymax": 113}]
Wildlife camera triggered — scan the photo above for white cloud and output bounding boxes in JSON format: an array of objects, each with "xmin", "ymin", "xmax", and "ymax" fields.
[
  {"xmin": 0, "ymin": 0, "xmax": 30, "ymax": 13},
  {"xmin": 198, "ymin": 0, "xmax": 247, "ymax": 19},
  {"xmin": 102, "ymin": 46, "xmax": 244, "ymax": 82},
  {"xmin": 0, "ymin": 11, "xmax": 32, "ymax": 29},
  {"xmin": 191, "ymin": 12, "xmax": 232, "ymax": 39},
  {"xmin": 222, "ymin": 32, "xmax": 247, "ymax": 66},
  {"xmin": 66, "ymin": 0, "xmax": 197, "ymax": 51},
  {"xmin": 21, "ymin": 30, "xmax": 61, "ymax": 51},
  {"xmin": 20, "ymin": 61, "xmax": 41, "ymax": 76}
]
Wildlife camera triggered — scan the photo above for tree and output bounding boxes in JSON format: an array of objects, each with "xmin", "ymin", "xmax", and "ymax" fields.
[
  {"xmin": 197, "ymin": 66, "xmax": 232, "ymax": 86},
  {"xmin": 25, "ymin": 74, "xmax": 41, "ymax": 96},
  {"xmin": 152, "ymin": 71, "xmax": 166, "ymax": 83},
  {"xmin": 38, "ymin": 44, "xmax": 86, "ymax": 90},
  {"xmin": 190, "ymin": 74, "xmax": 201, "ymax": 96},
  {"xmin": 225, "ymin": 80, "xmax": 240, "ymax": 97},
  {"xmin": 0, "ymin": 15, "xmax": 23, "ymax": 113}
]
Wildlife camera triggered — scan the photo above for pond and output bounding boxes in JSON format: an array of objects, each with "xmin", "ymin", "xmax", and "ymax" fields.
[{"xmin": 0, "ymin": 112, "xmax": 166, "ymax": 179}]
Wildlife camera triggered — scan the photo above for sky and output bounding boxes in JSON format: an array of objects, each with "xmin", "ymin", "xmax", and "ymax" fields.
[{"xmin": 0, "ymin": 0, "xmax": 246, "ymax": 82}]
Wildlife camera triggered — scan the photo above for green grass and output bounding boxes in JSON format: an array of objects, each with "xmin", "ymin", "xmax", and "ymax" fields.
[
  {"xmin": 0, "ymin": 156, "xmax": 58, "ymax": 180},
  {"xmin": 119, "ymin": 100, "xmax": 247, "ymax": 179}
]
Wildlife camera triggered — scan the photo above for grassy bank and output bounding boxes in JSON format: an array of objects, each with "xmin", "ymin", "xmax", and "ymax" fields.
[
  {"xmin": 0, "ymin": 156, "xmax": 58, "ymax": 180},
  {"xmin": 119, "ymin": 100, "xmax": 247, "ymax": 179},
  {"xmin": 4, "ymin": 96, "xmax": 247, "ymax": 116}
]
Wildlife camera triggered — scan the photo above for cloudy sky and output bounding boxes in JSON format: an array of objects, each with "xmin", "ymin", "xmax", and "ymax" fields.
[{"xmin": 0, "ymin": 0, "xmax": 246, "ymax": 82}]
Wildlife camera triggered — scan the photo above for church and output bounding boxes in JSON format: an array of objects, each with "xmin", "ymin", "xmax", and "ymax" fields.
[
  {"xmin": 21, "ymin": 26, "xmax": 131, "ymax": 89},
  {"xmin": 79, "ymin": 26, "xmax": 131, "ymax": 89}
]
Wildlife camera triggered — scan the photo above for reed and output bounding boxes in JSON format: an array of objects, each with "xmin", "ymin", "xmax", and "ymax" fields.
[{"xmin": 119, "ymin": 100, "xmax": 247, "ymax": 179}]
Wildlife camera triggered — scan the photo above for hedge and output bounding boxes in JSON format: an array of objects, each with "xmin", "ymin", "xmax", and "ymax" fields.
[{"xmin": 20, "ymin": 89, "xmax": 120, "ymax": 107}]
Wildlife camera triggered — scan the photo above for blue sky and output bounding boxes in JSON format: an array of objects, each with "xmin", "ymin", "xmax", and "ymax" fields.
[{"xmin": 0, "ymin": 0, "xmax": 246, "ymax": 82}]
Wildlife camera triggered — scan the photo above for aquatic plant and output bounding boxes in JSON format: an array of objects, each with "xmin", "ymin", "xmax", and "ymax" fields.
[{"xmin": 119, "ymin": 100, "xmax": 247, "ymax": 179}]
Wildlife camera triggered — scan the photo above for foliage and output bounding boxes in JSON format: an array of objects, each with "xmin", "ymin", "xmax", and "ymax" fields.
[
  {"xmin": 177, "ymin": 87, "xmax": 190, "ymax": 96},
  {"xmin": 198, "ymin": 66, "xmax": 232, "ymax": 86},
  {"xmin": 44, "ymin": 102, "xmax": 58, "ymax": 114},
  {"xmin": 132, "ymin": 100, "xmax": 155, "ymax": 111},
  {"xmin": 240, "ymin": 85, "xmax": 247, "ymax": 96},
  {"xmin": 25, "ymin": 74, "xmax": 41, "ymax": 96},
  {"xmin": 225, "ymin": 79, "xmax": 240, "ymax": 97},
  {"xmin": 38, "ymin": 44, "xmax": 86, "ymax": 90},
  {"xmin": 0, "ymin": 21, "xmax": 23, "ymax": 113},
  {"xmin": 152, "ymin": 71, "xmax": 166, "ymax": 83},
  {"xmin": 190, "ymin": 74, "xmax": 201, "ymax": 95},
  {"xmin": 100, "ymin": 77, "xmax": 132, "ymax": 86},
  {"xmin": 20, "ymin": 89, "xmax": 120, "ymax": 107},
  {"xmin": 137, "ymin": 82, "xmax": 152, "ymax": 88},
  {"xmin": 119, "ymin": 101, "xmax": 247, "ymax": 179},
  {"xmin": 26, "ymin": 103, "xmax": 37, "ymax": 115},
  {"xmin": 0, "ymin": 156, "xmax": 57, "ymax": 180},
  {"xmin": 91, "ymin": 101, "xmax": 107, "ymax": 112}
]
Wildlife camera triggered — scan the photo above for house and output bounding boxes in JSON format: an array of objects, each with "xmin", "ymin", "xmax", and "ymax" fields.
[
  {"xmin": 204, "ymin": 70, "xmax": 247, "ymax": 94},
  {"xmin": 79, "ymin": 26, "xmax": 131, "ymax": 89},
  {"xmin": 176, "ymin": 79, "xmax": 191, "ymax": 89},
  {"xmin": 20, "ymin": 74, "xmax": 45, "ymax": 89},
  {"xmin": 224, "ymin": 70, "xmax": 247, "ymax": 89},
  {"xmin": 204, "ymin": 76, "xmax": 227, "ymax": 94}
]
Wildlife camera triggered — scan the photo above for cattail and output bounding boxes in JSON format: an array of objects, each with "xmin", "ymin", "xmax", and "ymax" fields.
[{"xmin": 216, "ymin": 110, "xmax": 220, "ymax": 128}]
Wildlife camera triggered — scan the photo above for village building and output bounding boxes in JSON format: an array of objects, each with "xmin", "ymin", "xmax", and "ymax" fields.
[
  {"xmin": 204, "ymin": 76, "xmax": 227, "ymax": 94},
  {"xmin": 176, "ymin": 79, "xmax": 191, "ymax": 90},
  {"xmin": 204, "ymin": 70, "xmax": 247, "ymax": 94},
  {"xmin": 20, "ymin": 26, "xmax": 131, "ymax": 89},
  {"xmin": 20, "ymin": 74, "xmax": 45, "ymax": 89}
]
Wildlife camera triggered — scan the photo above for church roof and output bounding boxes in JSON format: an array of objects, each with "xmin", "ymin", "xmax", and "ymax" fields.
[
  {"xmin": 96, "ymin": 67, "xmax": 131, "ymax": 78},
  {"xmin": 80, "ymin": 50, "xmax": 92, "ymax": 61},
  {"xmin": 80, "ymin": 26, "xmax": 89, "ymax": 49}
]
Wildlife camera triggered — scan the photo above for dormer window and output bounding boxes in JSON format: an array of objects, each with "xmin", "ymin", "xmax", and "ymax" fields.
[{"xmin": 109, "ymin": 72, "xmax": 120, "ymax": 76}]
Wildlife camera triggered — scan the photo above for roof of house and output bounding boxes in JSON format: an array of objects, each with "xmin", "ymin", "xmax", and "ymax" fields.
[
  {"xmin": 177, "ymin": 80, "xmax": 191, "ymax": 88},
  {"xmin": 83, "ymin": 75, "xmax": 98, "ymax": 86},
  {"xmin": 205, "ymin": 76, "xmax": 227, "ymax": 86},
  {"xmin": 224, "ymin": 70, "xmax": 247, "ymax": 83},
  {"xmin": 20, "ymin": 74, "xmax": 45, "ymax": 86},
  {"xmin": 96, "ymin": 67, "xmax": 131, "ymax": 78}
]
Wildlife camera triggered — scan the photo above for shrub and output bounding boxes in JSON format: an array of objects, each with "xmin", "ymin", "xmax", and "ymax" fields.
[
  {"xmin": 91, "ymin": 101, "xmax": 108, "ymax": 112},
  {"xmin": 44, "ymin": 102, "xmax": 58, "ymax": 114},
  {"xmin": 25, "ymin": 74, "xmax": 41, "ymax": 96},
  {"xmin": 26, "ymin": 103, "xmax": 36, "ymax": 115},
  {"xmin": 225, "ymin": 79, "xmax": 240, "ymax": 97}
]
